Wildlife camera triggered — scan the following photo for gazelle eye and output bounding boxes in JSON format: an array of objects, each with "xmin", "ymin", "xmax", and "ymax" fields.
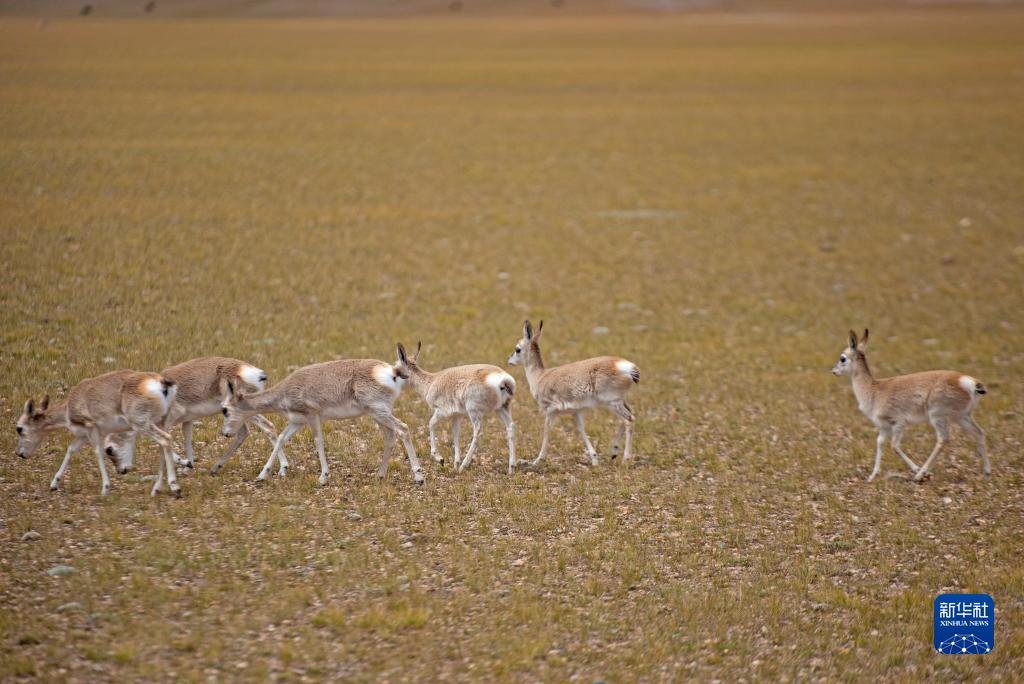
[
  {"xmin": 515, "ymin": 347, "xmax": 521, "ymax": 353},
  {"xmin": 840, "ymin": 355, "xmax": 847, "ymax": 362},
  {"xmin": 16, "ymin": 426, "xmax": 23, "ymax": 435},
  {"xmin": 221, "ymin": 408, "xmax": 228, "ymax": 416}
]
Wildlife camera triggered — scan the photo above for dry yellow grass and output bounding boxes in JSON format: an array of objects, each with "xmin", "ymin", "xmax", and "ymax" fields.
[{"xmin": 1, "ymin": 9, "xmax": 1023, "ymax": 681}]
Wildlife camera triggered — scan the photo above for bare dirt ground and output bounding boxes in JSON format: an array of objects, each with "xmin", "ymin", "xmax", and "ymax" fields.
[{"xmin": 1, "ymin": 9, "xmax": 1022, "ymax": 682}]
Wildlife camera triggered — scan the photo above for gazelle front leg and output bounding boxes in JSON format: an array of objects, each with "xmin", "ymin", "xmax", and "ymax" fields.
[
  {"xmin": 531, "ymin": 412, "xmax": 556, "ymax": 467},
  {"xmin": 210, "ymin": 422, "xmax": 250, "ymax": 474},
  {"xmin": 250, "ymin": 414, "xmax": 286, "ymax": 462},
  {"xmin": 573, "ymin": 412, "xmax": 599, "ymax": 466},
  {"xmin": 609, "ymin": 401, "xmax": 634, "ymax": 462},
  {"xmin": 868, "ymin": 427, "xmax": 890, "ymax": 482},
  {"xmin": 180, "ymin": 421, "xmax": 196, "ymax": 469},
  {"xmin": 50, "ymin": 434, "xmax": 87, "ymax": 491},
  {"xmin": 258, "ymin": 421, "xmax": 300, "ymax": 481},
  {"xmin": 496, "ymin": 406, "xmax": 517, "ymax": 474},
  {"xmin": 375, "ymin": 425, "xmax": 396, "ymax": 479},
  {"xmin": 958, "ymin": 416, "xmax": 990, "ymax": 476},
  {"xmin": 890, "ymin": 425, "xmax": 920, "ymax": 475},
  {"xmin": 428, "ymin": 410, "xmax": 445, "ymax": 465},
  {"xmin": 311, "ymin": 414, "xmax": 329, "ymax": 485}
]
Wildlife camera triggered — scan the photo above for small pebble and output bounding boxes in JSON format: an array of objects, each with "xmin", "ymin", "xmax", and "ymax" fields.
[
  {"xmin": 56, "ymin": 602, "xmax": 83, "ymax": 613},
  {"xmin": 21, "ymin": 530, "xmax": 41, "ymax": 542},
  {"xmin": 592, "ymin": 326, "xmax": 609, "ymax": 335},
  {"xmin": 46, "ymin": 565, "xmax": 76, "ymax": 577}
]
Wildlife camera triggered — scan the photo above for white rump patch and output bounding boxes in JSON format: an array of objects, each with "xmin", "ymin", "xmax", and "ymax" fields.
[
  {"xmin": 143, "ymin": 378, "xmax": 171, "ymax": 412},
  {"xmin": 238, "ymin": 364, "xmax": 267, "ymax": 390},
  {"xmin": 958, "ymin": 376, "xmax": 977, "ymax": 393},
  {"xmin": 485, "ymin": 371, "xmax": 515, "ymax": 396},
  {"xmin": 615, "ymin": 360, "xmax": 637, "ymax": 377},
  {"xmin": 373, "ymin": 364, "xmax": 404, "ymax": 395}
]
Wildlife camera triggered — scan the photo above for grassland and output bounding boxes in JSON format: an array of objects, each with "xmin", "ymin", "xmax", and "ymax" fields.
[{"xmin": 1, "ymin": 8, "xmax": 1023, "ymax": 682}]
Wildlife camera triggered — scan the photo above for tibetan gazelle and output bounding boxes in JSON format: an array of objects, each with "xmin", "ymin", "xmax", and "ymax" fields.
[
  {"xmin": 15, "ymin": 370, "xmax": 180, "ymax": 496},
  {"xmin": 105, "ymin": 356, "xmax": 283, "ymax": 475},
  {"xmin": 395, "ymin": 341, "xmax": 519, "ymax": 474},
  {"xmin": 507, "ymin": 320, "xmax": 639, "ymax": 467},
  {"xmin": 220, "ymin": 349, "xmax": 425, "ymax": 485},
  {"xmin": 832, "ymin": 329, "xmax": 989, "ymax": 482}
]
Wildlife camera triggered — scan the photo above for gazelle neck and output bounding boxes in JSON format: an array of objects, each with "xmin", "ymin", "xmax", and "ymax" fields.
[
  {"xmin": 40, "ymin": 399, "xmax": 70, "ymax": 432},
  {"xmin": 524, "ymin": 344, "xmax": 546, "ymax": 394},
  {"xmin": 406, "ymin": 365, "xmax": 435, "ymax": 398},
  {"xmin": 239, "ymin": 385, "xmax": 284, "ymax": 416},
  {"xmin": 850, "ymin": 353, "xmax": 875, "ymax": 414}
]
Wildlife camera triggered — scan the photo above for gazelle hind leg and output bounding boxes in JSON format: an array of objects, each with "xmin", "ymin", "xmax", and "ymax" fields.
[
  {"xmin": 457, "ymin": 414, "xmax": 484, "ymax": 474},
  {"xmin": 496, "ymin": 406, "xmax": 517, "ymax": 474},
  {"xmin": 914, "ymin": 417, "xmax": 950, "ymax": 482},
  {"xmin": 311, "ymin": 414, "xmax": 329, "ymax": 485},
  {"xmin": 89, "ymin": 429, "xmax": 111, "ymax": 496},
  {"xmin": 890, "ymin": 425, "xmax": 919, "ymax": 474},
  {"xmin": 958, "ymin": 415, "xmax": 989, "ymax": 476},
  {"xmin": 146, "ymin": 425, "xmax": 181, "ymax": 497},
  {"xmin": 428, "ymin": 410, "xmax": 444, "ymax": 465},
  {"xmin": 451, "ymin": 415, "xmax": 463, "ymax": 469},
  {"xmin": 608, "ymin": 401, "xmax": 635, "ymax": 462}
]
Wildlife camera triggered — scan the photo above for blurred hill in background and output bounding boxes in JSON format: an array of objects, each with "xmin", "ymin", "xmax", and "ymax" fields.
[{"xmin": 2, "ymin": 0, "xmax": 1021, "ymax": 17}]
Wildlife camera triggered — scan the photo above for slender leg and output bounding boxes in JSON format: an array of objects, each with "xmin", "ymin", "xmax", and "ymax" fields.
[
  {"xmin": 428, "ymin": 410, "xmax": 445, "ymax": 465},
  {"xmin": 371, "ymin": 410, "xmax": 424, "ymax": 485},
  {"xmin": 958, "ymin": 415, "xmax": 990, "ymax": 476},
  {"xmin": 251, "ymin": 414, "xmax": 286, "ymax": 462},
  {"xmin": 181, "ymin": 421, "xmax": 195, "ymax": 468},
  {"xmin": 146, "ymin": 425, "xmax": 181, "ymax": 497},
  {"xmin": 89, "ymin": 429, "xmax": 111, "ymax": 496},
  {"xmin": 451, "ymin": 415, "xmax": 463, "ymax": 469},
  {"xmin": 610, "ymin": 423, "xmax": 626, "ymax": 460},
  {"xmin": 574, "ymin": 412, "xmax": 599, "ymax": 466},
  {"xmin": 890, "ymin": 425, "xmax": 920, "ymax": 474},
  {"xmin": 914, "ymin": 418, "xmax": 950, "ymax": 482},
  {"xmin": 531, "ymin": 412, "xmax": 556, "ymax": 467},
  {"xmin": 868, "ymin": 427, "xmax": 890, "ymax": 482},
  {"xmin": 608, "ymin": 401, "xmax": 635, "ymax": 462},
  {"xmin": 457, "ymin": 414, "xmax": 484, "ymax": 474},
  {"xmin": 375, "ymin": 425, "xmax": 396, "ymax": 478},
  {"xmin": 151, "ymin": 441, "xmax": 166, "ymax": 496},
  {"xmin": 258, "ymin": 421, "xmax": 301, "ymax": 481},
  {"xmin": 50, "ymin": 435, "xmax": 87, "ymax": 491},
  {"xmin": 210, "ymin": 423, "xmax": 249, "ymax": 474},
  {"xmin": 311, "ymin": 414, "xmax": 329, "ymax": 485},
  {"xmin": 496, "ymin": 406, "xmax": 517, "ymax": 474}
]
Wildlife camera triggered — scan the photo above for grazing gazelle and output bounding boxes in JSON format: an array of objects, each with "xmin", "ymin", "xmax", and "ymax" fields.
[
  {"xmin": 395, "ymin": 341, "xmax": 519, "ymax": 474},
  {"xmin": 15, "ymin": 370, "xmax": 181, "ymax": 497},
  {"xmin": 220, "ymin": 348, "xmax": 425, "ymax": 485},
  {"xmin": 832, "ymin": 329, "xmax": 989, "ymax": 482},
  {"xmin": 507, "ymin": 320, "xmax": 639, "ymax": 467},
  {"xmin": 105, "ymin": 356, "xmax": 283, "ymax": 475}
]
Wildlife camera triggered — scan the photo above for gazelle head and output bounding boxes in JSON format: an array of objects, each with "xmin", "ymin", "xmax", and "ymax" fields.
[
  {"xmin": 103, "ymin": 433, "xmax": 135, "ymax": 474},
  {"xmin": 508, "ymin": 319, "xmax": 543, "ymax": 366},
  {"xmin": 15, "ymin": 396, "xmax": 50, "ymax": 458},
  {"xmin": 395, "ymin": 342, "xmax": 422, "ymax": 376},
  {"xmin": 832, "ymin": 329, "xmax": 868, "ymax": 376},
  {"xmin": 220, "ymin": 381, "xmax": 248, "ymax": 437}
]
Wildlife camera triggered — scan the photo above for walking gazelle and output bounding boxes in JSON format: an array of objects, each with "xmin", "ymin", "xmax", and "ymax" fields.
[
  {"xmin": 220, "ymin": 349, "xmax": 426, "ymax": 485},
  {"xmin": 15, "ymin": 370, "xmax": 180, "ymax": 496},
  {"xmin": 832, "ymin": 329, "xmax": 989, "ymax": 482},
  {"xmin": 394, "ymin": 341, "xmax": 520, "ymax": 474},
  {"xmin": 507, "ymin": 320, "xmax": 639, "ymax": 467}
]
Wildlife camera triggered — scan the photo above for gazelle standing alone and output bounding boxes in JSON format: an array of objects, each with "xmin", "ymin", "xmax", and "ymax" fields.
[
  {"xmin": 507, "ymin": 320, "xmax": 639, "ymax": 467},
  {"xmin": 220, "ymin": 348, "xmax": 425, "ymax": 485},
  {"xmin": 105, "ymin": 356, "xmax": 283, "ymax": 475},
  {"xmin": 15, "ymin": 370, "xmax": 181, "ymax": 496},
  {"xmin": 395, "ymin": 342, "xmax": 519, "ymax": 474},
  {"xmin": 832, "ymin": 329, "xmax": 989, "ymax": 482}
]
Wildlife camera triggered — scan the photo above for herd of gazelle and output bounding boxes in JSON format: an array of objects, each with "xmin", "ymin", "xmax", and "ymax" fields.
[{"xmin": 13, "ymin": 323, "xmax": 989, "ymax": 496}]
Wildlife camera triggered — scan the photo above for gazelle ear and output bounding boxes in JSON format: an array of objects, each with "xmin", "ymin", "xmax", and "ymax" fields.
[
  {"xmin": 535, "ymin": 320, "xmax": 544, "ymax": 341},
  {"xmin": 39, "ymin": 395, "xmax": 49, "ymax": 412},
  {"xmin": 848, "ymin": 330, "xmax": 858, "ymax": 350},
  {"xmin": 860, "ymin": 328, "xmax": 870, "ymax": 349},
  {"xmin": 524, "ymin": 320, "xmax": 533, "ymax": 340},
  {"xmin": 24, "ymin": 399, "xmax": 33, "ymax": 417},
  {"xmin": 397, "ymin": 343, "xmax": 408, "ymax": 364},
  {"xmin": 413, "ymin": 341, "xmax": 422, "ymax": 362}
]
